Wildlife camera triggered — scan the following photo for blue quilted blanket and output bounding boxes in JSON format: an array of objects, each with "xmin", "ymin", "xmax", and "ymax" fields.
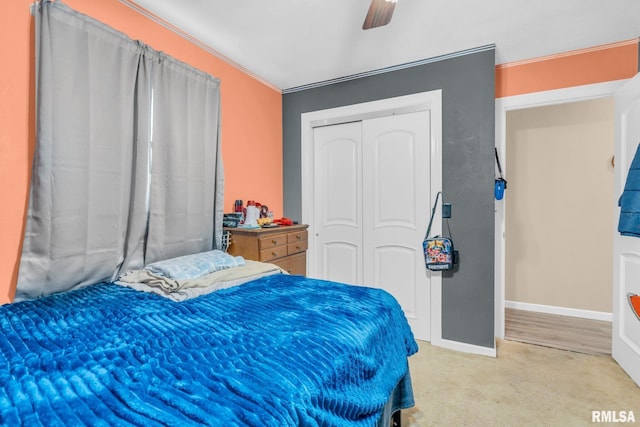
[{"xmin": 0, "ymin": 274, "xmax": 418, "ymax": 426}]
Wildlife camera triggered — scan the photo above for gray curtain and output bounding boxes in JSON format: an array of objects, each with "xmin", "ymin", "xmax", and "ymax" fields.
[
  {"xmin": 17, "ymin": 1, "xmax": 222, "ymax": 301},
  {"xmin": 144, "ymin": 53, "xmax": 223, "ymax": 264}
]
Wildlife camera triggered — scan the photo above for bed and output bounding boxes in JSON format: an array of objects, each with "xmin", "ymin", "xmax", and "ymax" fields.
[{"xmin": 0, "ymin": 255, "xmax": 418, "ymax": 426}]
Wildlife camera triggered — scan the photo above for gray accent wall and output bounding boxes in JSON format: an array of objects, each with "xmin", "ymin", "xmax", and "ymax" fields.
[{"xmin": 282, "ymin": 47, "xmax": 496, "ymax": 348}]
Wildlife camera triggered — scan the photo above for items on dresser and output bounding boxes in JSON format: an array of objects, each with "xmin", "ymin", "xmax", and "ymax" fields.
[
  {"xmin": 244, "ymin": 201, "xmax": 260, "ymax": 227},
  {"xmin": 229, "ymin": 199, "xmax": 273, "ymax": 227},
  {"xmin": 223, "ymin": 213, "xmax": 243, "ymax": 228},
  {"xmin": 225, "ymin": 224, "xmax": 308, "ymax": 276},
  {"xmin": 273, "ymin": 217, "xmax": 294, "ymax": 226}
]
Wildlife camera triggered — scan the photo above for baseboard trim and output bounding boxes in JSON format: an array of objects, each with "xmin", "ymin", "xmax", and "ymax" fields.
[
  {"xmin": 436, "ymin": 338, "xmax": 497, "ymax": 358},
  {"xmin": 505, "ymin": 300, "xmax": 612, "ymax": 322}
]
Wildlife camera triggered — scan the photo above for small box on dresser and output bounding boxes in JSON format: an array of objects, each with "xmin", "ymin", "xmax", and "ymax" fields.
[{"xmin": 225, "ymin": 224, "xmax": 308, "ymax": 276}]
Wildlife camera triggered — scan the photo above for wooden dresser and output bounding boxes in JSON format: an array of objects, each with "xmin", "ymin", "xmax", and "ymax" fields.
[{"xmin": 225, "ymin": 224, "xmax": 308, "ymax": 276}]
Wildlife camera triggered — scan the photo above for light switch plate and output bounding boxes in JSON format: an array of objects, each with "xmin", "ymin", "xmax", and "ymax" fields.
[{"xmin": 442, "ymin": 203, "xmax": 452, "ymax": 219}]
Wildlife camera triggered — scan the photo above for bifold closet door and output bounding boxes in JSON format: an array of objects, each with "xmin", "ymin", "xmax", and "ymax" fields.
[
  {"xmin": 313, "ymin": 121, "xmax": 363, "ymax": 286},
  {"xmin": 312, "ymin": 110, "xmax": 432, "ymax": 340}
]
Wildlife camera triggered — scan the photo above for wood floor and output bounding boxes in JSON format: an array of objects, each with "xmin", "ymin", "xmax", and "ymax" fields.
[{"xmin": 504, "ymin": 308, "xmax": 612, "ymax": 356}]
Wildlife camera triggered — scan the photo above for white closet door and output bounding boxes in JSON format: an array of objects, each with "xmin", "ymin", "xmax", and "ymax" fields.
[
  {"xmin": 312, "ymin": 111, "xmax": 432, "ymax": 340},
  {"xmin": 363, "ymin": 111, "xmax": 431, "ymax": 340},
  {"xmin": 313, "ymin": 122, "xmax": 363, "ymax": 285}
]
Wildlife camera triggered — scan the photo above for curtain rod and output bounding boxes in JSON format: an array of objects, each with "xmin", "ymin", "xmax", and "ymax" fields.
[{"xmin": 31, "ymin": 0, "xmax": 59, "ymax": 16}]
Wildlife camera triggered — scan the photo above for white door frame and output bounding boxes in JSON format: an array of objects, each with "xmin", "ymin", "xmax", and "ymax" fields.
[
  {"xmin": 301, "ymin": 90, "xmax": 443, "ymax": 346},
  {"xmin": 494, "ymin": 80, "xmax": 628, "ymax": 339}
]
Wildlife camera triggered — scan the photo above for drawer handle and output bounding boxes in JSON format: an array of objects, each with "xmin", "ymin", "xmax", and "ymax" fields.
[
  {"xmin": 272, "ymin": 252, "xmax": 278, "ymax": 257},
  {"xmin": 272, "ymin": 239, "xmax": 277, "ymax": 245},
  {"xmin": 296, "ymin": 235, "xmax": 301, "ymax": 240}
]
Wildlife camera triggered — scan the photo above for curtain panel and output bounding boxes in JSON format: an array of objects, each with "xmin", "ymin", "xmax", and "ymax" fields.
[
  {"xmin": 144, "ymin": 52, "xmax": 223, "ymax": 264},
  {"xmin": 17, "ymin": 1, "xmax": 222, "ymax": 301}
]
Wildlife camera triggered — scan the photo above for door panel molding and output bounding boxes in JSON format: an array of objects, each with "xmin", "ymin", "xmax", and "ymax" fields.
[{"xmin": 371, "ymin": 127, "xmax": 419, "ymax": 229}]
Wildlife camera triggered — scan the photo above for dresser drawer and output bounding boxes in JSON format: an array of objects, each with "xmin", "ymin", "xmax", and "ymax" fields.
[
  {"xmin": 287, "ymin": 239, "xmax": 307, "ymax": 255},
  {"xmin": 258, "ymin": 234, "xmax": 287, "ymax": 249},
  {"xmin": 273, "ymin": 252, "xmax": 306, "ymax": 276},
  {"xmin": 259, "ymin": 245, "xmax": 288, "ymax": 262},
  {"xmin": 287, "ymin": 230, "xmax": 308, "ymax": 244}
]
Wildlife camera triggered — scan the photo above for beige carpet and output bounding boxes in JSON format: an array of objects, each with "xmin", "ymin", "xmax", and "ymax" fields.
[{"xmin": 402, "ymin": 339, "xmax": 640, "ymax": 426}]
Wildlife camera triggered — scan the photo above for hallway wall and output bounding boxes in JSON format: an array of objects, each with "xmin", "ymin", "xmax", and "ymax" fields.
[{"xmin": 505, "ymin": 97, "xmax": 615, "ymax": 313}]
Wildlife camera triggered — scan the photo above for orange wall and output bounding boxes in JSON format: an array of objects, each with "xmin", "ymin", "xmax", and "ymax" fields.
[
  {"xmin": 0, "ymin": 0, "xmax": 283, "ymax": 303},
  {"xmin": 496, "ymin": 39, "xmax": 638, "ymax": 98}
]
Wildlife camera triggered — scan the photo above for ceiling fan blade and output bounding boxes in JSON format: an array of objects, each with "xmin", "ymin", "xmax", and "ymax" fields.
[{"xmin": 362, "ymin": 0, "xmax": 397, "ymax": 30}]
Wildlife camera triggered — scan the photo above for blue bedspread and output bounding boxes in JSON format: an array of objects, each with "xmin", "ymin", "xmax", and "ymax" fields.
[{"xmin": 0, "ymin": 274, "xmax": 418, "ymax": 426}]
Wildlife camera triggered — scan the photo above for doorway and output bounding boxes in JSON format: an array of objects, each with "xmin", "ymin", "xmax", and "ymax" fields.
[
  {"xmin": 496, "ymin": 82, "xmax": 620, "ymax": 352},
  {"xmin": 301, "ymin": 90, "xmax": 443, "ymax": 344}
]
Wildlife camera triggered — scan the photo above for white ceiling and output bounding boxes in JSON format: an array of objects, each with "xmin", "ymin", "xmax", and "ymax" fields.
[{"xmin": 125, "ymin": 0, "xmax": 640, "ymax": 91}]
